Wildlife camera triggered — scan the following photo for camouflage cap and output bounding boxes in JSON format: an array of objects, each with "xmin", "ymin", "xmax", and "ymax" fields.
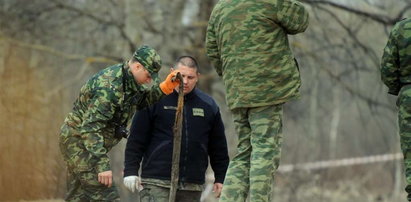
[{"xmin": 132, "ymin": 45, "xmax": 162, "ymax": 78}]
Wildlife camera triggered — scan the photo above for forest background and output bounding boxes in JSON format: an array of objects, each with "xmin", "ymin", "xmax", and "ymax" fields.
[{"xmin": 1, "ymin": 0, "xmax": 410, "ymax": 201}]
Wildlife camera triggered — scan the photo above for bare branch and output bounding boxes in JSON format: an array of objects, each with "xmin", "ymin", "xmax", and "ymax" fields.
[
  {"xmin": 315, "ymin": 5, "xmax": 381, "ymax": 69},
  {"xmin": 1, "ymin": 36, "xmax": 118, "ymax": 63},
  {"xmin": 302, "ymin": 0, "xmax": 404, "ymax": 25},
  {"xmin": 319, "ymin": 64, "xmax": 394, "ymax": 111},
  {"xmin": 50, "ymin": 0, "xmax": 136, "ymax": 52}
]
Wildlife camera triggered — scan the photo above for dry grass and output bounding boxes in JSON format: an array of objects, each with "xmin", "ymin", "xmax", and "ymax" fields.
[
  {"xmin": 18, "ymin": 200, "xmax": 64, "ymax": 202},
  {"xmin": 0, "ymin": 41, "xmax": 66, "ymax": 201}
]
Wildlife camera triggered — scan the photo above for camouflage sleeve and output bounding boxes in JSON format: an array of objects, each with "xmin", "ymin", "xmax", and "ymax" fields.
[
  {"xmin": 381, "ymin": 24, "xmax": 401, "ymax": 95},
  {"xmin": 137, "ymin": 80, "xmax": 166, "ymax": 110},
  {"xmin": 276, "ymin": 0, "xmax": 309, "ymax": 35},
  {"xmin": 206, "ymin": 16, "xmax": 223, "ymax": 76},
  {"xmin": 80, "ymin": 87, "xmax": 118, "ymax": 173}
]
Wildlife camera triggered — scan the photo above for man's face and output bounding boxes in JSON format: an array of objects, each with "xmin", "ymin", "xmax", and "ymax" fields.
[
  {"xmin": 130, "ymin": 62, "xmax": 152, "ymax": 84},
  {"xmin": 173, "ymin": 64, "xmax": 198, "ymax": 95}
]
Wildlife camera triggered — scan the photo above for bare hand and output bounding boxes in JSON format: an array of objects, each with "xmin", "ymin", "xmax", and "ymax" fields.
[
  {"xmin": 213, "ymin": 183, "xmax": 223, "ymax": 198},
  {"xmin": 98, "ymin": 170, "xmax": 113, "ymax": 187}
]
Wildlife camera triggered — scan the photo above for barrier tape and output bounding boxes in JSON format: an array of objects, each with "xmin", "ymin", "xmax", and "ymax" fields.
[
  {"xmin": 277, "ymin": 152, "xmax": 403, "ymax": 172},
  {"xmin": 205, "ymin": 153, "xmax": 403, "ymax": 181},
  {"xmin": 201, "ymin": 153, "xmax": 403, "ymax": 200}
]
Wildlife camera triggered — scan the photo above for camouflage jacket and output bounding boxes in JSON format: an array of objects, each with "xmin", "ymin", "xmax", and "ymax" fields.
[
  {"xmin": 381, "ymin": 18, "xmax": 411, "ymax": 96},
  {"xmin": 206, "ymin": 0, "xmax": 309, "ymax": 109},
  {"xmin": 60, "ymin": 63, "xmax": 165, "ymax": 173}
]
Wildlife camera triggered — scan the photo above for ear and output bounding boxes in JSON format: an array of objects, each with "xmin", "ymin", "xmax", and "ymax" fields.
[
  {"xmin": 170, "ymin": 67, "xmax": 175, "ymax": 73},
  {"xmin": 135, "ymin": 63, "xmax": 143, "ymax": 70},
  {"xmin": 129, "ymin": 61, "xmax": 139, "ymax": 71}
]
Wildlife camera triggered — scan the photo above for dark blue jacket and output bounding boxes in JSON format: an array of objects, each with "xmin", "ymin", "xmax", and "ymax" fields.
[{"xmin": 124, "ymin": 88, "xmax": 229, "ymax": 184}]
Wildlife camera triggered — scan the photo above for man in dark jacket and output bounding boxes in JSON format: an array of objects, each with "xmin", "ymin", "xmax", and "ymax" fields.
[{"xmin": 123, "ymin": 56, "xmax": 229, "ymax": 202}]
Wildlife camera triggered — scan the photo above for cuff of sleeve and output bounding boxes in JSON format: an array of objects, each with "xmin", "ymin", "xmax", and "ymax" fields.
[
  {"xmin": 96, "ymin": 157, "xmax": 111, "ymax": 173},
  {"xmin": 124, "ymin": 169, "xmax": 139, "ymax": 177},
  {"xmin": 153, "ymin": 83, "xmax": 167, "ymax": 96},
  {"xmin": 388, "ymin": 88, "xmax": 400, "ymax": 96},
  {"xmin": 216, "ymin": 66, "xmax": 223, "ymax": 76},
  {"xmin": 214, "ymin": 175, "xmax": 225, "ymax": 184}
]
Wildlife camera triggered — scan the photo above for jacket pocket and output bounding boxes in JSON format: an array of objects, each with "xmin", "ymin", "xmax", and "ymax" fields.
[
  {"xmin": 199, "ymin": 143, "xmax": 209, "ymax": 171},
  {"xmin": 142, "ymin": 140, "xmax": 171, "ymax": 169}
]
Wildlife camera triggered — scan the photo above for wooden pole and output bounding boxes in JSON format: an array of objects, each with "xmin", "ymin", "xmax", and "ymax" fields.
[{"xmin": 169, "ymin": 72, "xmax": 184, "ymax": 202}]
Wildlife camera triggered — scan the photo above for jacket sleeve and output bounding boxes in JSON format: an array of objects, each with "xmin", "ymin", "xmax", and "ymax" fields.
[
  {"xmin": 275, "ymin": 0, "xmax": 309, "ymax": 35},
  {"xmin": 381, "ymin": 24, "xmax": 401, "ymax": 95},
  {"xmin": 208, "ymin": 109, "xmax": 229, "ymax": 184},
  {"xmin": 79, "ymin": 87, "xmax": 118, "ymax": 173},
  {"xmin": 206, "ymin": 15, "xmax": 223, "ymax": 76},
  {"xmin": 124, "ymin": 107, "xmax": 153, "ymax": 177}
]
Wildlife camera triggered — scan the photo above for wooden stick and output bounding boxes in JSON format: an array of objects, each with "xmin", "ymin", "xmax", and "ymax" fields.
[{"xmin": 169, "ymin": 72, "xmax": 184, "ymax": 202}]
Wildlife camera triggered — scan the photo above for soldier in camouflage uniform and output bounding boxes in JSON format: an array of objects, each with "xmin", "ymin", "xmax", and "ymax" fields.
[
  {"xmin": 381, "ymin": 18, "xmax": 411, "ymax": 202},
  {"xmin": 206, "ymin": 0, "xmax": 309, "ymax": 201},
  {"xmin": 59, "ymin": 45, "xmax": 180, "ymax": 201}
]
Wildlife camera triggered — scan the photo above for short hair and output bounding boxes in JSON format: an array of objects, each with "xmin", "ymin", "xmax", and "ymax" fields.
[{"xmin": 173, "ymin": 56, "xmax": 199, "ymax": 73}]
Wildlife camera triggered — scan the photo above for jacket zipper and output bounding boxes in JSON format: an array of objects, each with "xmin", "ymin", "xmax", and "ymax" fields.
[{"xmin": 181, "ymin": 105, "xmax": 189, "ymax": 185}]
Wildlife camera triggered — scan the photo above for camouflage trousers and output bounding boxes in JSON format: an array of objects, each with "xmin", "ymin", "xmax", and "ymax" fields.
[
  {"xmin": 64, "ymin": 168, "xmax": 120, "ymax": 202},
  {"xmin": 139, "ymin": 184, "xmax": 202, "ymax": 202},
  {"xmin": 397, "ymin": 85, "xmax": 411, "ymax": 202},
  {"xmin": 220, "ymin": 104, "xmax": 283, "ymax": 202},
  {"xmin": 60, "ymin": 124, "xmax": 120, "ymax": 201}
]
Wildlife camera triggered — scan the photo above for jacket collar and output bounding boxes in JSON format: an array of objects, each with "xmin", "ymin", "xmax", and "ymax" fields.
[
  {"xmin": 123, "ymin": 63, "xmax": 144, "ymax": 94},
  {"xmin": 171, "ymin": 87, "xmax": 197, "ymax": 100}
]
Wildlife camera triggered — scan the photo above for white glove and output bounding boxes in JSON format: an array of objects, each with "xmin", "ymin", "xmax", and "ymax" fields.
[{"xmin": 123, "ymin": 175, "xmax": 143, "ymax": 193}]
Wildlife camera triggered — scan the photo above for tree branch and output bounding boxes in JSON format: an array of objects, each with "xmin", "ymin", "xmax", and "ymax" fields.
[
  {"xmin": 302, "ymin": 0, "xmax": 407, "ymax": 25},
  {"xmin": 50, "ymin": 0, "xmax": 136, "ymax": 52},
  {"xmin": 315, "ymin": 5, "xmax": 381, "ymax": 69}
]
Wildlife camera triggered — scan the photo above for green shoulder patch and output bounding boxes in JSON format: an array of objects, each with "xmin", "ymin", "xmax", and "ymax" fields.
[{"xmin": 192, "ymin": 108, "xmax": 204, "ymax": 117}]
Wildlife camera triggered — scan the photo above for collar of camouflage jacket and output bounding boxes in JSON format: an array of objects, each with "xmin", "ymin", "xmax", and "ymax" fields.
[{"xmin": 123, "ymin": 63, "xmax": 140, "ymax": 94}]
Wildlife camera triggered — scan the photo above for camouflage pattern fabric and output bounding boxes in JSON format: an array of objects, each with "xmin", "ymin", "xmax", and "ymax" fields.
[
  {"xmin": 139, "ymin": 184, "xmax": 202, "ymax": 202},
  {"xmin": 206, "ymin": 0, "xmax": 309, "ymax": 110},
  {"xmin": 381, "ymin": 18, "xmax": 411, "ymax": 201},
  {"xmin": 398, "ymin": 85, "xmax": 411, "ymax": 202},
  {"xmin": 220, "ymin": 104, "xmax": 283, "ymax": 202},
  {"xmin": 141, "ymin": 178, "xmax": 203, "ymax": 191},
  {"xmin": 381, "ymin": 18, "xmax": 411, "ymax": 96},
  {"xmin": 65, "ymin": 165, "xmax": 120, "ymax": 201},
  {"xmin": 59, "ymin": 61, "xmax": 164, "ymax": 200}
]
